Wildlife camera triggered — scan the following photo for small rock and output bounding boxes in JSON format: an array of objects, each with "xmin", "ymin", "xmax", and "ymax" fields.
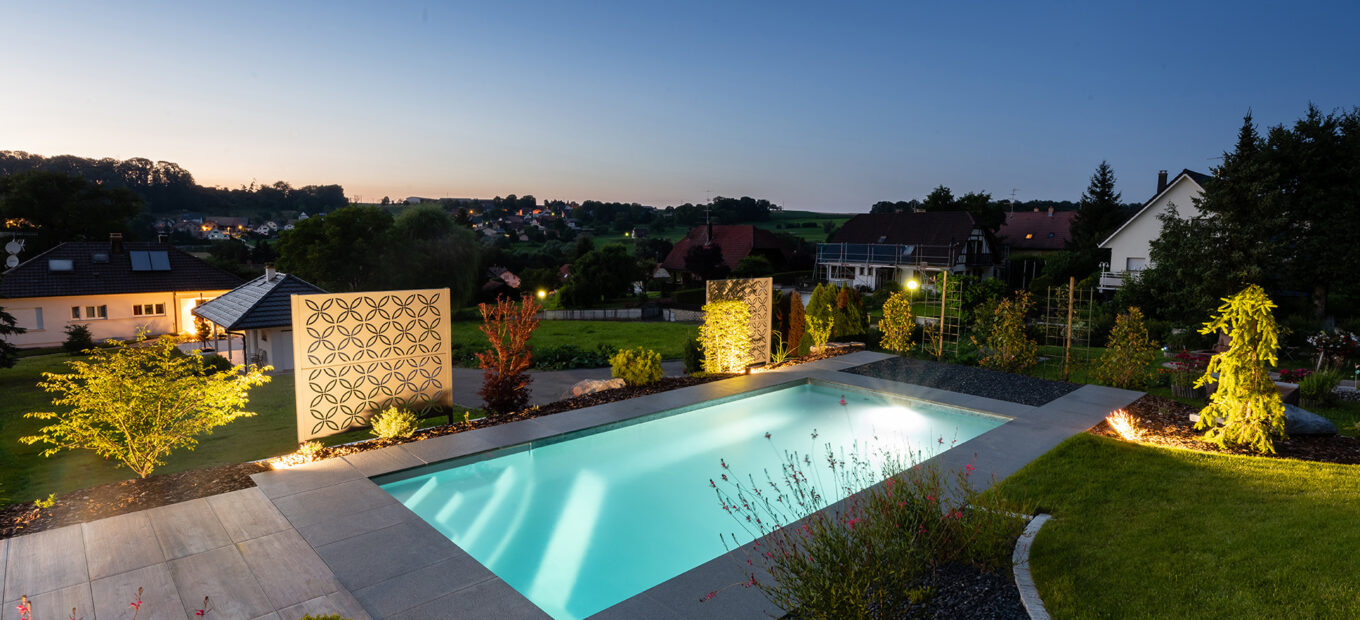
[
  {"xmin": 564, "ymin": 378, "xmax": 625, "ymax": 399},
  {"xmin": 1284, "ymin": 404, "xmax": 1338, "ymax": 436}
]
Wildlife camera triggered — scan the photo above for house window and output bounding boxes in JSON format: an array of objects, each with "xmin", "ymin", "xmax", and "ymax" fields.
[
  {"xmin": 1126, "ymin": 257, "xmax": 1147, "ymax": 271},
  {"xmin": 34, "ymin": 308, "xmax": 44, "ymax": 330},
  {"xmin": 71, "ymin": 306, "xmax": 81, "ymax": 320},
  {"xmin": 132, "ymin": 303, "xmax": 166, "ymax": 316},
  {"xmin": 79, "ymin": 305, "xmax": 108, "ymax": 320}
]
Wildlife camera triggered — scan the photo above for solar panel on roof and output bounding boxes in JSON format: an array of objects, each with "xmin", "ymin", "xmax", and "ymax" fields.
[
  {"xmin": 129, "ymin": 251, "xmax": 151, "ymax": 271},
  {"xmin": 149, "ymin": 251, "xmax": 171, "ymax": 271}
]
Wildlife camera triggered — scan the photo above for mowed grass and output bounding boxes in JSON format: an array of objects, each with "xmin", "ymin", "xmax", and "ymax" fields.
[
  {"xmin": 452, "ymin": 320, "xmax": 698, "ymax": 359},
  {"xmin": 0, "ymin": 354, "xmax": 476, "ymax": 503},
  {"xmin": 995, "ymin": 434, "xmax": 1360, "ymax": 618}
]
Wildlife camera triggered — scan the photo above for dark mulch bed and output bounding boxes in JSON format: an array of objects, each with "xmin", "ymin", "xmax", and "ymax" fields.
[
  {"xmin": 0, "ymin": 461, "xmax": 267, "ymax": 539},
  {"xmin": 842, "ymin": 356, "xmax": 1080, "ymax": 407},
  {"xmin": 1091, "ymin": 394, "xmax": 1360, "ymax": 465},
  {"xmin": 781, "ymin": 560, "xmax": 1026, "ymax": 620}
]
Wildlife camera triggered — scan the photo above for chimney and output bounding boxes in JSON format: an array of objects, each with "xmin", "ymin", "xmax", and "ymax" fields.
[
  {"xmin": 1156, "ymin": 170, "xmax": 1169, "ymax": 194},
  {"xmin": 1047, "ymin": 206, "xmax": 1054, "ymax": 217},
  {"xmin": 264, "ymin": 263, "xmax": 277, "ymax": 282},
  {"xmin": 109, "ymin": 232, "xmax": 123, "ymax": 254}
]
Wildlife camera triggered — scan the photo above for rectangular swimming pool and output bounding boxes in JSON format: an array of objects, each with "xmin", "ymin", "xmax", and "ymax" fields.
[{"xmin": 378, "ymin": 381, "xmax": 1006, "ymax": 619}]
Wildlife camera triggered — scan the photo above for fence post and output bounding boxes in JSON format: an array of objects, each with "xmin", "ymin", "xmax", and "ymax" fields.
[
  {"xmin": 1064, "ymin": 276, "xmax": 1074, "ymax": 381},
  {"xmin": 937, "ymin": 271, "xmax": 949, "ymax": 360}
]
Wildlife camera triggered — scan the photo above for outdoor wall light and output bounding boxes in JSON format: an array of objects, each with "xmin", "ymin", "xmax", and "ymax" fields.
[
  {"xmin": 537, "ymin": 289, "xmax": 547, "ymax": 299},
  {"xmin": 906, "ymin": 279, "xmax": 920, "ymax": 291}
]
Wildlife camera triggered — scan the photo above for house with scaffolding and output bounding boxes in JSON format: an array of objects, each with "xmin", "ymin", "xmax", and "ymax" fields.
[{"xmin": 816, "ymin": 211, "xmax": 1002, "ymax": 290}]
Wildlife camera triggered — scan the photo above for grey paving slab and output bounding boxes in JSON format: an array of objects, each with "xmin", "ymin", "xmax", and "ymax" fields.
[
  {"xmin": 4, "ymin": 582, "xmax": 93, "ymax": 620},
  {"xmin": 589, "ymin": 591, "xmax": 687, "ymax": 619},
  {"xmin": 383, "ymin": 577, "xmax": 550, "ymax": 620},
  {"xmin": 294, "ymin": 502, "xmax": 414, "ymax": 548},
  {"xmin": 207, "ymin": 488, "xmax": 293, "ymax": 543},
  {"xmin": 636, "ymin": 553, "xmax": 780, "ymax": 620},
  {"xmin": 352, "ymin": 556, "xmax": 496, "ymax": 618},
  {"xmin": 146, "ymin": 498, "xmax": 232, "ymax": 560},
  {"xmin": 277, "ymin": 590, "xmax": 373, "ymax": 620},
  {"xmin": 0, "ymin": 538, "xmax": 5, "ymax": 606},
  {"xmin": 3, "ymin": 523, "xmax": 88, "ymax": 598},
  {"xmin": 237, "ymin": 529, "xmax": 341, "ymax": 610},
  {"xmin": 400, "ymin": 429, "xmax": 498, "ymax": 464},
  {"xmin": 90, "ymin": 563, "xmax": 188, "ymax": 620},
  {"xmin": 314, "ymin": 520, "xmax": 469, "ymax": 592},
  {"xmin": 462, "ymin": 416, "xmax": 560, "ymax": 447},
  {"xmin": 271, "ymin": 478, "xmax": 400, "ymax": 529},
  {"xmin": 251, "ymin": 613, "xmax": 281, "ymax": 620},
  {"xmin": 82, "ymin": 510, "xmax": 166, "ymax": 581},
  {"xmin": 342, "ymin": 444, "xmax": 424, "ymax": 476},
  {"xmin": 251, "ymin": 456, "xmax": 367, "ymax": 499},
  {"xmin": 169, "ymin": 545, "xmax": 274, "ymax": 619}
]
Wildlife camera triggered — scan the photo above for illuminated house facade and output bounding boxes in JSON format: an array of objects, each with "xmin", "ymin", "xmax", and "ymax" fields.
[
  {"xmin": 1097, "ymin": 169, "xmax": 1210, "ymax": 290},
  {"xmin": 0, "ymin": 236, "xmax": 243, "ymax": 348}
]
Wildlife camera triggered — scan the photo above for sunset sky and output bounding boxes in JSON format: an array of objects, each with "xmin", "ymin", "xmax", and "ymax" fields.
[{"xmin": 3, "ymin": 0, "xmax": 1357, "ymax": 210}]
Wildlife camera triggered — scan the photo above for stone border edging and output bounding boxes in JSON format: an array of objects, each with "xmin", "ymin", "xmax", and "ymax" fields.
[{"xmin": 1012, "ymin": 513, "xmax": 1053, "ymax": 620}]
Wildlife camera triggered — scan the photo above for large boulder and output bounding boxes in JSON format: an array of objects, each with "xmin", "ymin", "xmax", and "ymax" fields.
[
  {"xmin": 564, "ymin": 378, "xmax": 626, "ymax": 400},
  {"xmin": 1284, "ymin": 404, "xmax": 1338, "ymax": 436}
]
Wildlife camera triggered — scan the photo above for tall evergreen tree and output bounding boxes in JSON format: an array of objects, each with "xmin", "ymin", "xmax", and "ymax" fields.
[{"xmin": 1069, "ymin": 161, "xmax": 1124, "ymax": 254}]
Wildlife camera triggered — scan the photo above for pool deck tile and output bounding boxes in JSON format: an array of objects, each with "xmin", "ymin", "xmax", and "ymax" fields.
[
  {"xmin": 624, "ymin": 555, "xmax": 783, "ymax": 620},
  {"xmin": 146, "ymin": 498, "xmax": 233, "ymax": 560},
  {"xmin": 207, "ymin": 488, "xmax": 293, "ymax": 543},
  {"xmin": 352, "ymin": 556, "xmax": 498, "ymax": 617},
  {"xmin": 343, "ymin": 444, "xmax": 425, "ymax": 476},
  {"xmin": 81, "ymin": 510, "xmax": 165, "ymax": 581},
  {"xmin": 4, "ymin": 582, "xmax": 93, "ymax": 620},
  {"xmin": 90, "ymin": 563, "xmax": 186, "ymax": 620},
  {"xmin": 237, "ymin": 529, "xmax": 342, "ymax": 609},
  {"xmin": 270, "ymin": 478, "xmax": 401, "ymax": 529},
  {"xmin": 251, "ymin": 456, "xmax": 367, "ymax": 499},
  {"xmin": 295, "ymin": 501, "xmax": 415, "ymax": 548},
  {"xmin": 277, "ymin": 590, "xmax": 373, "ymax": 620},
  {"xmin": 168, "ymin": 544, "xmax": 275, "ymax": 619},
  {"xmin": 314, "ymin": 519, "xmax": 473, "ymax": 592},
  {"xmin": 589, "ymin": 592, "xmax": 688, "ymax": 620},
  {"xmin": 4, "ymin": 524, "xmax": 88, "ymax": 598},
  {"xmin": 399, "ymin": 429, "xmax": 500, "ymax": 464},
  {"xmin": 382, "ymin": 576, "xmax": 551, "ymax": 620},
  {"xmin": 0, "ymin": 539, "xmax": 5, "ymax": 606}
]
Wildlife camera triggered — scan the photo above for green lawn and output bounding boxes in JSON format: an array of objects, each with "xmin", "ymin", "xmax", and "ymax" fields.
[
  {"xmin": 996, "ymin": 434, "xmax": 1360, "ymax": 618},
  {"xmin": 452, "ymin": 320, "xmax": 698, "ymax": 360},
  {"xmin": 0, "ymin": 355, "xmax": 477, "ymax": 504}
]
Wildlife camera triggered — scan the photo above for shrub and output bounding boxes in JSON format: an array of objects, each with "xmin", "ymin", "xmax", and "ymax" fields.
[
  {"xmin": 1298, "ymin": 370, "xmax": 1341, "ymax": 407},
  {"xmin": 610, "ymin": 347, "xmax": 663, "ymax": 386},
  {"xmin": 878, "ymin": 290, "xmax": 915, "ymax": 354},
  {"xmin": 476, "ymin": 296, "xmax": 542, "ymax": 415},
  {"xmin": 1093, "ymin": 306, "xmax": 1158, "ymax": 389},
  {"xmin": 1278, "ymin": 368, "xmax": 1313, "ymax": 383},
  {"xmin": 534, "ymin": 343, "xmax": 617, "ymax": 370},
  {"xmin": 712, "ymin": 443, "xmax": 1029, "ymax": 616},
  {"xmin": 1166, "ymin": 350, "xmax": 1210, "ymax": 387},
  {"xmin": 370, "ymin": 406, "xmax": 420, "ymax": 439},
  {"xmin": 785, "ymin": 290, "xmax": 806, "ymax": 355},
  {"xmin": 196, "ymin": 352, "xmax": 235, "ymax": 375},
  {"xmin": 832, "ymin": 285, "xmax": 868, "ymax": 338},
  {"xmin": 806, "ymin": 315, "xmax": 834, "ymax": 352},
  {"xmin": 971, "ymin": 292, "xmax": 1038, "ymax": 373},
  {"xmin": 700, "ymin": 299, "xmax": 752, "ymax": 373},
  {"xmin": 63, "ymin": 324, "xmax": 94, "ymax": 355},
  {"xmin": 21, "ymin": 336, "xmax": 270, "ymax": 478},
  {"xmin": 683, "ymin": 337, "xmax": 704, "ymax": 374},
  {"xmin": 1194, "ymin": 284, "xmax": 1286, "ymax": 454}
]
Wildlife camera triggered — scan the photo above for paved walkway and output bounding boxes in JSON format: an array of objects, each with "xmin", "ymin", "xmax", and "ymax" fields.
[{"xmin": 450, "ymin": 361, "xmax": 685, "ymax": 408}]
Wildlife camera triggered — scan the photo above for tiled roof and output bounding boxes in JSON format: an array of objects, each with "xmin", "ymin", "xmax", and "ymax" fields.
[
  {"xmin": 661, "ymin": 225, "xmax": 792, "ymax": 271},
  {"xmin": 192, "ymin": 272, "xmax": 328, "ymax": 330},
  {"xmin": 998, "ymin": 211, "xmax": 1075, "ymax": 251},
  {"xmin": 827, "ymin": 212, "xmax": 979, "ymax": 246},
  {"xmin": 0, "ymin": 242, "xmax": 243, "ymax": 299}
]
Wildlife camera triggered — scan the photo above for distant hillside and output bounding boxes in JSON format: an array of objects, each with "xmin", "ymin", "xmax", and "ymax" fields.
[{"xmin": 0, "ymin": 151, "xmax": 347, "ymax": 218}]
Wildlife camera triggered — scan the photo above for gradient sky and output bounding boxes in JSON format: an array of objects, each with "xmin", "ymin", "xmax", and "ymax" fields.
[{"xmin": 3, "ymin": 1, "xmax": 1358, "ymax": 211}]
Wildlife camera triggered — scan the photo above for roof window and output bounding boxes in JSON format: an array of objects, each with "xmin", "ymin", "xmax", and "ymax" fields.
[
  {"xmin": 129, "ymin": 250, "xmax": 171, "ymax": 271},
  {"xmin": 48, "ymin": 259, "xmax": 74, "ymax": 272}
]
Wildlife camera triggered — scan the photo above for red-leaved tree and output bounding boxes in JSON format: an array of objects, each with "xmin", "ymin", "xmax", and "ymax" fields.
[{"xmin": 476, "ymin": 296, "xmax": 542, "ymax": 415}]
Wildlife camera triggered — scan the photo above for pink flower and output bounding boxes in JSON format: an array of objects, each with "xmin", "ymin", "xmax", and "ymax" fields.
[
  {"xmin": 937, "ymin": 437, "xmax": 944, "ymax": 445},
  {"xmin": 764, "ymin": 432, "xmax": 771, "ymax": 439}
]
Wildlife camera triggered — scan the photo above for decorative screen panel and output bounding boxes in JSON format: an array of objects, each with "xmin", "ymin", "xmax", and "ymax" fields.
[
  {"xmin": 290, "ymin": 289, "xmax": 452, "ymax": 442},
  {"xmin": 706, "ymin": 277, "xmax": 773, "ymax": 364}
]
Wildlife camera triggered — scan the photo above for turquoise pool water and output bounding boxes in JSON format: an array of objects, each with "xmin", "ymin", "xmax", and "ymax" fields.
[{"xmin": 379, "ymin": 382, "xmax": 1005, "ymax": 619}]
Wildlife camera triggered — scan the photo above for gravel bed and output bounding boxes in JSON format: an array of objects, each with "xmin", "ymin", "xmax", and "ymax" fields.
[{"xmin": 842, "ymin": 356, "xmax": 1081, "ymax": 407}]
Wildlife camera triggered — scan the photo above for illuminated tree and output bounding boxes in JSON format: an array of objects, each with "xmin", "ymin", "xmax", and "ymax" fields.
[
  {"xmin": 700, "ymin": 300, "xmax": 751, "ymax": 373},
  {"xmin": 1194, "ymin": 284, "xmax": 1286, "ymax": 453},
  {"xmin": 21, "ymin": 336, "xmax": 269, "ymax": 478},
  {"xmin": 972, "ymin": 292, "xmax": 1037, "ymax": 373},
  {"xmin": 1093, "ymin": 307, "xmax": 1157, "ymax": 389},
  {"xmin": 476, "ymin": 296, "xmax": 542, "ymax": 415},
  {"xmin": 878, "ymin": 291, "xmax": 915, "ymax": 354}
]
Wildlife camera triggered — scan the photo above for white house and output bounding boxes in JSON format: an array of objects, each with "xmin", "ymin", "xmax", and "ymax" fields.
[
  {"xmin": 0, "ymin": 236, "xmax": 244, "ymax": 348},
  {"xmin": 1098, "ymin": 169, "xmax": 1212, "ymax": 290},
  {"xmin": 191, "ymin": 265, "xmax": 327, "ymax": 371}
]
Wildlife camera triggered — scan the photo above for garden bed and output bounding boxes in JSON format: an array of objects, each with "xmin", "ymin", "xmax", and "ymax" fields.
[
  {"xmin": 841, "ymin": 356, "xmax": 1081, "ymax": 406},
  {"xmin": 1093, "ymin": 394, "xmax": 1360, "ymax": 465}
]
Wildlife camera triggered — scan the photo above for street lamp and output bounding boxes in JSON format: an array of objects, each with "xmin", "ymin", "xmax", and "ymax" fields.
[{"xmin": 537, "ymin": 289, "xmax": 547, "ymax": 299}]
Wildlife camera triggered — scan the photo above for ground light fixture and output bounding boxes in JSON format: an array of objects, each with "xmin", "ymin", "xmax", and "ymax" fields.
[{"xmin": 906, "ymin": 279, "xmax": 920, "ymax": 291}]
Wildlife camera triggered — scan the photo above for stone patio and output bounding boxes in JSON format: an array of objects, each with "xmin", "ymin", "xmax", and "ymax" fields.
[{"xmin": 0, "ymin": 351, "xmax": 1144, "ymax": 619}]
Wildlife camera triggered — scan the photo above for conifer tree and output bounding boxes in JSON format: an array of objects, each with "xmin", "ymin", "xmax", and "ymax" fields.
[
  {"xmin": 1194, "ymin": 285, "xmax": 1285, "ymax": 454},
  {"xmin": 1069, "ymin": 161, "xmax": 1124, "ymax": 256}
]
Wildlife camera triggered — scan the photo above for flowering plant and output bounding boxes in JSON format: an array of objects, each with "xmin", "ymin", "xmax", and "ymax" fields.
[
  {"xmin": 1167, "ymin": 350, "xmax": 1209, "ymax": 387},
  {"xmin": 1306, "ymin": 329, "xmax": 1359, "ymax": 370},
  {"xmin": 1277, "ymin": 368, "xmax": 1312, "ymax": 383},
  {"xmin": 709, "ymin": 437, "xmax": 1030, "ymax": 616}
]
